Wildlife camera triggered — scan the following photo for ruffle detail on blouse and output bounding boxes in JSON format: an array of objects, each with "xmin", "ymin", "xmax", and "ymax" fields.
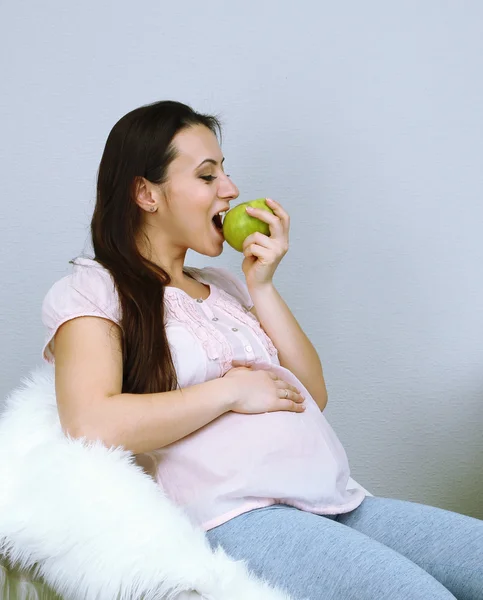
[{"xmin": 163, "ymin": 290, "xmax": 233, "ymax": 376}]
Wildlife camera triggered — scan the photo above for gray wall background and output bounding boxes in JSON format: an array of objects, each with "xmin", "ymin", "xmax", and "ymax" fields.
[{"xmin": 1, "ymin": 1, "xmax": 482, "ymax": 519}]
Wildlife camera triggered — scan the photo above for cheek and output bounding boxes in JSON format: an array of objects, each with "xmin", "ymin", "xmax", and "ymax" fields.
[
  {"xmin": 169, "ymin": 181, "xmax": 213, "ymax": 219},
  {"xmin": 190, "ymin": 183, "xmax": 216, "ymax": 210}
]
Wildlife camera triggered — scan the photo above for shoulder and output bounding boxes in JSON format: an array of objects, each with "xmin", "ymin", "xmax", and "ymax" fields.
[
  {"xmin": 42, "ymin": 257, "xmax": 120, "ymax": 330},
  {"xmin": 190, "ymin": 265, "xmax": 254, "ymax": 310}
]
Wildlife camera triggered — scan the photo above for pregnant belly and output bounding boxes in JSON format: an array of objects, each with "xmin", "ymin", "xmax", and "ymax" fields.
[{"xmin": 153, "ymin": 364, "xmax": 351, "ymax": 504}]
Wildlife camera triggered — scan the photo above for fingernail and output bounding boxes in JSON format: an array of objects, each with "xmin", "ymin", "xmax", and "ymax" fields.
[{"xmin": 246, "ymin": 206, "xmax": 255, "ymax": 212}]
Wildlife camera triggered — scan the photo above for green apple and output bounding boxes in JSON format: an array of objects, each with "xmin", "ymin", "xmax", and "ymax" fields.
[{"xmin": 222, "ymin": 198, "xmax": 274, "ymax": 252}]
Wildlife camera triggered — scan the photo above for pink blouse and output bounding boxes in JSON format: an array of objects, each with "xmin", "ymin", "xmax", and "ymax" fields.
[{"xmin": 42, "ymin": 257, "xmax": 366, "ymax": 530}]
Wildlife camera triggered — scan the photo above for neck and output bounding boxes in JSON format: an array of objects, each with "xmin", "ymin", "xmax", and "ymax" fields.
[{"xmin": 135, "ymin": 228, "xmax": 187, "ymax": 283}]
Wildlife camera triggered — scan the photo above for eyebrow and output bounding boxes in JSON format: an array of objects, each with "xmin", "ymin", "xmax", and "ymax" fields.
[{"xmin": 196, "ymin": 157, "xmax": 225, "ymax": 169}]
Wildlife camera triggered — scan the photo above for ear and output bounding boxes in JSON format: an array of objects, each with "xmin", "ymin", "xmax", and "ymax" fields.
[{"xmin": 133, "ymin": 177, "xmax": 159, "ymax": 213}]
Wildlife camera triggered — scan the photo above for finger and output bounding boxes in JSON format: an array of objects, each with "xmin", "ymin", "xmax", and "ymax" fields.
[
  {"xmin": 280, "ymin": 399, "xmax": 306, "ymax": 413},
  {"xmin": 274, "ymin": 380, "xmax": 302, "ymax": 394},
  {"xmin": 243, "ymin": 231, "xmax": 272, "ymax": 250},
  {"xmin": 277, "ymin": 388, "xmax": 305, "ymax": 403},
  {"xmin": 242, "ymin": 232, "xmax": 288, "ymax": 258},
  {"xmin": 246, "ymin": 205, "xmax": 284, "ymax": 238},
  {"xmin": 265, "ymin": 198, "xmax": 290, "ymax": 230},
  {"xmin": 243, "ymin": 243, "xmax": 272, "ymax": 261},
  {"xmin": 267, "ymin": 399, "xmax": 305, "ymax": 413}
]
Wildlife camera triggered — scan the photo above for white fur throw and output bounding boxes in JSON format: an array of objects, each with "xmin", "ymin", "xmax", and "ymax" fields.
[{"xmin": 0, "ymin": 366, "xmax": 294, "ymax": 600}]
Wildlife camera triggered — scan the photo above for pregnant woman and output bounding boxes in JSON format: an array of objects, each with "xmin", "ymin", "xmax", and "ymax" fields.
[{"xmin": 42, "ymin": 100, "xmax": 482, "ymax": 599}]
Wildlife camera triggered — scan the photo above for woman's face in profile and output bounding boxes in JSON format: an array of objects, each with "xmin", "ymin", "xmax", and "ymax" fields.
[{"xmin": 150, "ymin": 124, "xmax": 240, "ymax": 257}]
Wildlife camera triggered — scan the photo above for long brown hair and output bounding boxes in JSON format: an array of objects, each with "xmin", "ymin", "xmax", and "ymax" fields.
[{"xmin": 90, "ymin": 100, "xmax": 221, "ymax": 394}]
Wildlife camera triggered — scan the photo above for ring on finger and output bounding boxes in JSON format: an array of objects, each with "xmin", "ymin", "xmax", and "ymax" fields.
[{"xmin": 284, "ymin": 389, "xmax": 289, "ymax": 399}]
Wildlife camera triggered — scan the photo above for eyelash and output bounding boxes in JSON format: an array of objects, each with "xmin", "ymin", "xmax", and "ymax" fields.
[{"xmin": 200, "ymin": 174, "xmax": 231, "ymax": 182}]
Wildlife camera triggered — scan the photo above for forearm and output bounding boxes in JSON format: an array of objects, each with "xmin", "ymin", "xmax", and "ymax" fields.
[
  {"xmin": 249, "ymin": 283, "xmax": 328, "ymax": 410},
  {"xmin": 73, "ymin": 378, "xmax": 235, "ymax": 454}
]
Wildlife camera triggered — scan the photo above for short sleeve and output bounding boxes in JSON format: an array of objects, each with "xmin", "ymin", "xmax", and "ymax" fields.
[
  {"xmin": 198, "ymin": 266, "xmax": 254, "ymax": 310},
  {"xmin": 41, "ymin": 258, "xmax": 121, "ymax": 363}
]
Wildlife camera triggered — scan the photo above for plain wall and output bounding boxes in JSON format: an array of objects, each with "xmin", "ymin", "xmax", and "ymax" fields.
[{"xmin": 1, "ymin": 0, "xmax": 482, "ymax": 519}]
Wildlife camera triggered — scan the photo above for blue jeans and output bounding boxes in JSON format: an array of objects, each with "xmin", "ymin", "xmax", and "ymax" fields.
[{"xmin": 206, "ymin": 497, "xmax": 483, "ymax": 599}]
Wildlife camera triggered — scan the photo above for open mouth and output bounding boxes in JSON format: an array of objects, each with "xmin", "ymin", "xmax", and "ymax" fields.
[
  {"xmin": 211, "ymin": 210, "xmax": 228, "ymax": 236},
  {"xmin": 212, "ymin": 213, "xmax": 223, "ymax": 231}
]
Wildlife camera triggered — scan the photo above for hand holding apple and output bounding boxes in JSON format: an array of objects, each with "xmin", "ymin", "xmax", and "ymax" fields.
[{"xmin": 224, "ymin": 197, "xmax": 290, "ymax": 288}]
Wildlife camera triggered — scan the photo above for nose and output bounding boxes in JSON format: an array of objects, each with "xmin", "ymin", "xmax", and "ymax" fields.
[{"xmin": 219, "ymin": 173, "xmax": 239, "ymax": 202}]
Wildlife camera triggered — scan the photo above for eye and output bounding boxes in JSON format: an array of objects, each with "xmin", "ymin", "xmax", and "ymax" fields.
[{"xmin": 200, "ymin": 175, "xmax": 217, "ymax": 182}]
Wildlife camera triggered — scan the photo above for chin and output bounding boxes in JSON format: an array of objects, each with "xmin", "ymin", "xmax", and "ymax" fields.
[
  {"xmin": 208, "ymin": 244, "xmax": 224, "ymax": 257},
  {"xmin": 191, "ymin": 241, "xmax": 225, "ymax": 258}
]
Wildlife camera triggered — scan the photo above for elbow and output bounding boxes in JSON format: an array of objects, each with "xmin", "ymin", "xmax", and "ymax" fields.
[
  {"xmin": 60, "ymin": 414, "xmax": 117, "ymax": 449},
  {"xmin": 299, "ymin": 378, "xmax": 328, "ymax": 412},
  {"xmin": 315, "ymin": 385, "xmax": 328, "ymax": 412},
  {"xmin": 316, "ymin": 391, "xmax": 328, "ymax": 412},
  {"xmin": 61, "ymin": 415, "xmax": 141, "ymax": 453}
]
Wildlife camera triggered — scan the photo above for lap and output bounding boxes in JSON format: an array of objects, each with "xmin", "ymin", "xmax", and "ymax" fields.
[
  {"xmin": 206, "ymin": 502, "xmax": 456, "ymax": 600},
  {"xmin": 337, "ymin": 496, "xmax": 483, "ymax": 600}
]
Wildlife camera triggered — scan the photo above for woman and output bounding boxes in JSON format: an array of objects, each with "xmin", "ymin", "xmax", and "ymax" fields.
[{"xmin": 42, "ymin": 100, "xmax": 482, "ymax": 599}]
